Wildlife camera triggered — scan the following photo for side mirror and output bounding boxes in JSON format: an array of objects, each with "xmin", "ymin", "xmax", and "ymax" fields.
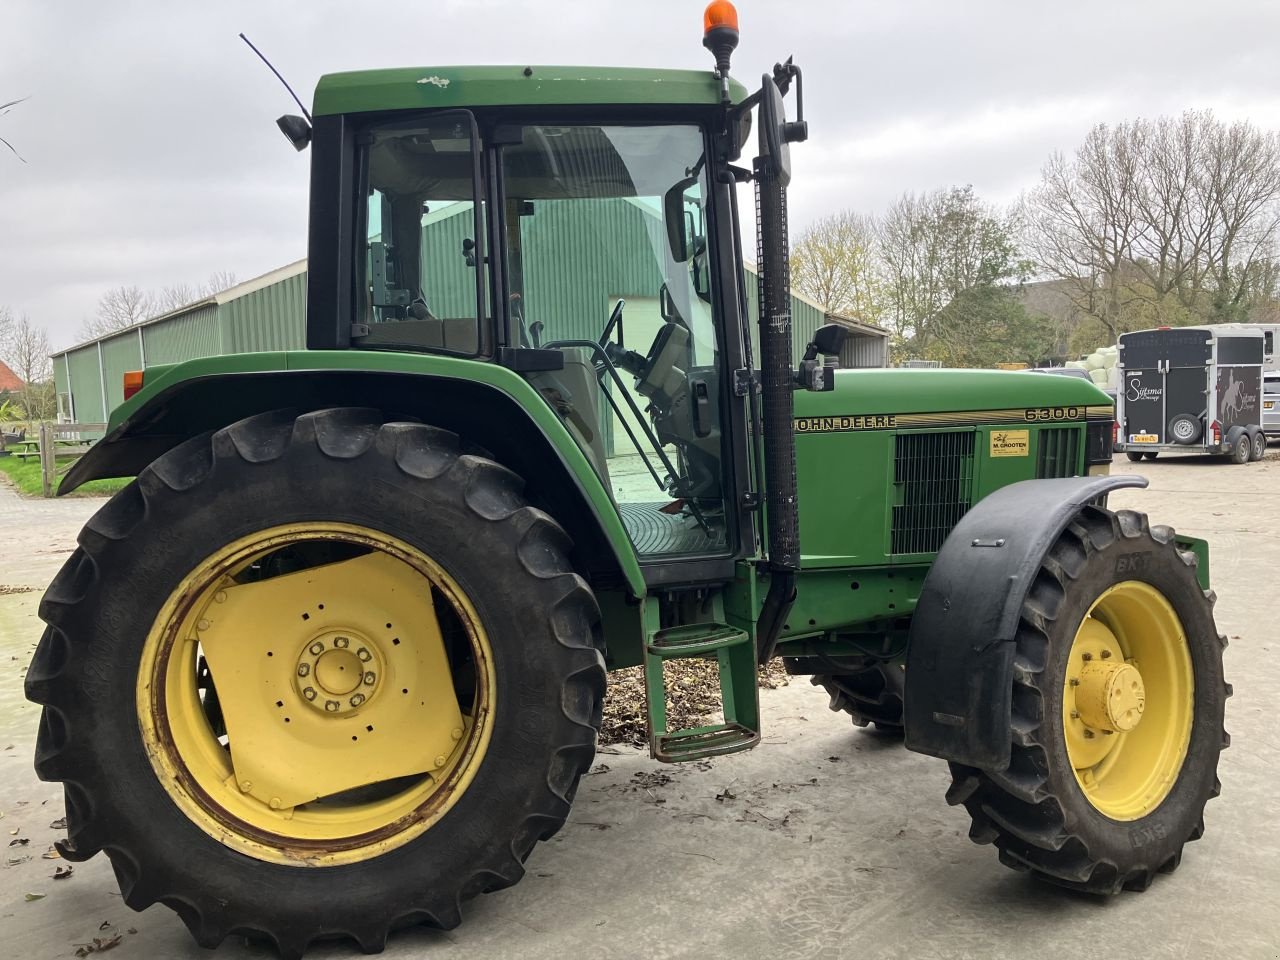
[
  {"xmin": 813, "ymin": 323, "xmax": 848, "ymax": 356},
  {"xmin": 276, "ymin": 114, "xmax": 312, "ymax": 152},
  {"xmin": 664, "ymin": 176, "xmax": 699, "ymax": 262}
]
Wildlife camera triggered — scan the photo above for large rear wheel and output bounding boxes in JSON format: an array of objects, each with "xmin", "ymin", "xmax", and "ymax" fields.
[
  {"xmin": 945, "ymin": 506, "xmax": 1229, "ymax": 893},
  {"xmin": 26, "ymin": 409, "xmax": 606, "ymax": 957}
]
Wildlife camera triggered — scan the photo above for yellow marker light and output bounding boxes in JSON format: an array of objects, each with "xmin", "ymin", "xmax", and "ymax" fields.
[{"xmin": 123, "ymin": 369, "xmax": 145, "ymax": 401}]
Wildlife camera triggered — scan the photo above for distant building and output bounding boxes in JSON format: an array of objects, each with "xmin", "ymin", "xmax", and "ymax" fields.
[{"xmin": 0, "ymin": 360, "xmax": 24, "ymax": 393}]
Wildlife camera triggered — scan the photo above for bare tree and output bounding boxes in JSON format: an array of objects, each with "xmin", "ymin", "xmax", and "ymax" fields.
[
  {"xmin": 790, "ymin": 211, "xmax": 882, "ymax": 319},
  {"xmin": 1, "ymin": 312, "xmax": 55, "ymax": 419},
  {"xmin": 1025, "ymin": 110, "xmax": 1280, "ymax": 343},
  {"xmin": 1, "ymin": 96, "xmax": 28, "ymax": 163},
  {"xmin": 880, "ymin": 186, "xmax": 1024, "ymax": 358},
  {"xmin": 81, "ymin": 285, "xmax": 154, "ymax": 340}
]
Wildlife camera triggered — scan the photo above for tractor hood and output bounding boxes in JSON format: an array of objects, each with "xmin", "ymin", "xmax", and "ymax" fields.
[{"xmin": 793, "ymin": 368, "xmax": 1113, "ymax": 430}]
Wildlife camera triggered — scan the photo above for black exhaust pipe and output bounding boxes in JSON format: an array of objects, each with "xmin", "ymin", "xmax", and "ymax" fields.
[{"xmin": 753, "ymin": 134, "xmax": 799, "ymax": 662}]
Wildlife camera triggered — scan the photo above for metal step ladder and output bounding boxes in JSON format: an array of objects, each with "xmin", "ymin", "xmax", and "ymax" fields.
[{"xmin": 643, "ymin": 621, "xmax": 761, "ymax": 763}]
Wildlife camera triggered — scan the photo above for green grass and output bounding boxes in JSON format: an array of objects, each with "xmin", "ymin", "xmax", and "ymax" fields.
[{"xmin": 0, "ymin": 453, "xmax": 132, "ymax": 498}]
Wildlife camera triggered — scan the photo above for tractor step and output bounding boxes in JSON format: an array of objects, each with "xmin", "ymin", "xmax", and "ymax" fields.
[{"xmin": 643, "ymin": 622, "xmax": 761, "ymax": 763}]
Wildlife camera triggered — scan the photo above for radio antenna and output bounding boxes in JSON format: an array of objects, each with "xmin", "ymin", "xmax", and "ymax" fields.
[{"xmin": 239, "ymin": 33, "xmax": 311, "ymax": 123}]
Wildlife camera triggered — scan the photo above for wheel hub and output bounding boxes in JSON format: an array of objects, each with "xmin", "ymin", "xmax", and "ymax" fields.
[
  {"xmin": 1076, "ymin": 660, "xmax": 1145, "ymax": 733},
  {"xmin": 295, "ymin": 632, "xmax": 381, "ymax": 716}
]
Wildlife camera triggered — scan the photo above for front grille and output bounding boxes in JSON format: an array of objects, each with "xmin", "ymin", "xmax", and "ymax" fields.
[
  {"xmin": 892, "ymin": 431, "xmax": 975, "ymax": 554},
  {"xmin": 1037, "ymin": 427, "xmax": 1082, "ymax": 478}
]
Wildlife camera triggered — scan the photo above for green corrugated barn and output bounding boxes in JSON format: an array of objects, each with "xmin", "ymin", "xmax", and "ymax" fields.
[{"xmin": 52, "ymin": 204, "xmax": 886, "ymax": 426}]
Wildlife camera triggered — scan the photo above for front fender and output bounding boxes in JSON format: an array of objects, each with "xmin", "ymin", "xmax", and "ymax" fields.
[
  {"xmin": 64, "ymin": 350, "xmax": 645, "ymax": 598},
  {"xmin": 902, "ymin": 475, "xmax": 1148, "ymax": 770}
]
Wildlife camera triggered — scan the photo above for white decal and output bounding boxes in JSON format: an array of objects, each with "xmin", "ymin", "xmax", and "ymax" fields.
[
  {"xmin": 1125, "ymin": 377, "xmax": 1162, "ymax": 403},
  {"xmin": 416, "ymin": 76, "xmax": 450, "ymax": 88}
]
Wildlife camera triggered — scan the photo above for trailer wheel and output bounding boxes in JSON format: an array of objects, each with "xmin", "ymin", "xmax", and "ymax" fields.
[
  {"xmin": 945, "ymin": 506, "xmax": 1229, "ymax": 894},
  {"xmin": 1249, "ymin": 431, "xmax": 1266, "ymax": 462},
  {"xmin": 1229, "ymin": 433, "xmax": 1251, "ymax": 464},
  {"xmin": 1142, "ymin": 452, "xmax": 1159, "ymax": 461},
  {"xmin": 1168, "ymin": 414, "xmax": 1202, "ymax": 445},
  {"xmin": 1124, "ymin": 451, "xmax": 1145, "ymax": 462},
  {"xmin": 26, "ymin": 409, "xmax": 606, "ymax": 957}
]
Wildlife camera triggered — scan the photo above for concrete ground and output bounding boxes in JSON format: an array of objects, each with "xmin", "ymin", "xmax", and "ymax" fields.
[{"xmin": 0, "ymin": 454, "xmax": 1276, "ymax": 960}]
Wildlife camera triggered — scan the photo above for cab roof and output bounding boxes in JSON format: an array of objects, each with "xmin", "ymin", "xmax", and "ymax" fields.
[{"xmin": 312, "ymin": 65, "xmax": 749, "ymax": 117}]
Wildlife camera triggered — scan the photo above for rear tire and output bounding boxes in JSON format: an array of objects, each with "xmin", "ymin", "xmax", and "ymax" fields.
[
  {"xmin": 1249, "ymin": 431, "xmax": 1266, "ymax": 462},
  {"xmin": 945, "ymin": 506, "xmax": 1229, "ymax": 894},
  {"xmin": 1230, "ymin": 434, "xmax": 1251, "ymax": 464},
  {"xmin": 1142, "ymin": 452, "xmax": 1159, "ymax": 461},
  {"xmin": 812, "ymin": 662, "xmax": 905, "ymax": 734},
  {"xmin": 26, "ymin": 409, "xmax": 606, "ymax": 957},
  {"xmin": 1125, "ymin": 451, "xmax": 1145, "ymax": 462}
]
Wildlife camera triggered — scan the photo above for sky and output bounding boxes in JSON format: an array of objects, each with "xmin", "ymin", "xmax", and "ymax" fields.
[{"xmin": 3, "ymin": 0, "xmax": 1280, "ymax": 351}]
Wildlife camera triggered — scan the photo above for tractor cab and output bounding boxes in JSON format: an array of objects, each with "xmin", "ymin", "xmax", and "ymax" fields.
[{"xmin": 303, "ymin": 68, "xmax": 775, "ymax": 567}]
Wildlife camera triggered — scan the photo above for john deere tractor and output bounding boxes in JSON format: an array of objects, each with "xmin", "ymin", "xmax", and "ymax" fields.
[{"xmin": 28, "ymin": 4, "xmax": 1229, "ymax": 955}]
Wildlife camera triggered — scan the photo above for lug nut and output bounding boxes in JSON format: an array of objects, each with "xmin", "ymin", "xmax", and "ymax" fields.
[
  {"xmin": 269, "ymin": 797, "xmax": 282, "ymax": 810},
  {"xmin": 1069, "ymin": 678, "xmax": 1080, "ymax": 687},
  {"xmin": 325, "ymin": 700, "xmax": 340, "ymax": 712},
  {"xmin": 303, "ymin": 687, "xmax": 317, "ymax": 700},
  {"xmin": 310, "ymin": 641, "xmax": 325, "ymax": 656},
  {"xmin": 350, "ymin": 693, "xmax": 366, "ymax": 707},
  {"xmin": 1100, "ymin": 650, "xmax": 1112, "ymax": 659},
  {"xmin": 451, "ymin": 728, "xmax": 463, "ymax": 741},
  {"xmin": 1083, "ymin": 729, "xmax": 1095, "ymax": 739},
  {"xmin": 239, "ymin": 780, "xmax": 252, "ymax": 792},
  {"xmin": 197, "ymin": 619, "xmax": 211, "ymax": 632},
  {"xmin": 364, "ymin": 672, "xmax": 377, "ymax": 685},
  {"xmin": 1070, "ymin": 710, "xmax": 1080, "ymax": 719},
  {"xmin": 357, "ymin": 648, "xmax": 372, "ymax": 662},
  {"xmin": 434, "ymin": 755, "xmax": 447, "ymax": 769},
  {"xmin": 335, "ymin": 636, "xmax": 349, "ymax": 648},
  {"xmin": 214, "ymin": 591, "xmax": 227, "ymax": 604},
  {"xmin": 297, "ymin": 663, "xmax": 310, "ymax": 677},
  {"xmin": 1082, "ymin": 653, "xmax": 1093, "ymax": 661}
]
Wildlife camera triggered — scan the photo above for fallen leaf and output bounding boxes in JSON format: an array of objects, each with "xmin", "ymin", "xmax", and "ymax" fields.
[
  {"xmin": 715, "ymin": 788, "xmax": 736, "ymax": 802},
  {"xmin": 24, "ymin": 892, "xmax": 44, "ymax": 902},
  {"xmin": 49, "ymin": 817, "xmax": 67, "ymax": 830},
  {"xmin": 42, "ymin": 846, "xmax": 61, "ymax": 859},
  {"xmin": 9, "ymin": 837, "xmax": 29, "ymax": 847},
  {"xmin": 826, "ymin": 756, "xmax": 841, "ymax": 763},
  {"xmin": 7, "ymin": 855, "xmax": 32, "ymax": 867},
  {"xmin": 98, "ymin": 920, "xmax": 113, "ymax": 930},
  {"xmin": 127, "ymin": 929, "xmax": 137, "ymax": 935},
  {"xmin": 8, "ymin": 828, "xmax": 17, "ymax": 835},
  {"xmin": 52, "ymin": 865, "xmax": 73, "ymax": 879}
]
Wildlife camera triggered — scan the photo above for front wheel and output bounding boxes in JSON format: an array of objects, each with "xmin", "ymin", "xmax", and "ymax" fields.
[
  {"xmin": 811, "ymin": 662, "xmax": 905, "ymax": 734},
  {"xmin": 26, "ymin": 409, "xmax": 606, "ymax": 957},
  {"xmin": 945, "ymin": 506, "xmax": 1229, "ymax": 893}
]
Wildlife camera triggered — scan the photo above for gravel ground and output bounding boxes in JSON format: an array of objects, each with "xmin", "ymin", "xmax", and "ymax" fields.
[{"xmin": 0, "ymin": 455, "xmax": 1275, "ymax": 959}]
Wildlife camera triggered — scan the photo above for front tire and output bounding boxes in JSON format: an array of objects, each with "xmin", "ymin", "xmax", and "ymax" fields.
[
  {"xmin": 26, "ymin": 409, "xmax": 606, "ymax": 957},
  {"xmin": 945, "ymin": 506, "xmax": 1229, "ymax": 894}
]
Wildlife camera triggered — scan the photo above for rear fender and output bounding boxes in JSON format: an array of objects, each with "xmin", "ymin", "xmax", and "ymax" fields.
[
  {"xmin": 902, "ymin": 475, "xmax": 1148, "ymax": 770},
  {"xmin": 64, "ymin": 352, "xmax": 645, "ymax": 598}
]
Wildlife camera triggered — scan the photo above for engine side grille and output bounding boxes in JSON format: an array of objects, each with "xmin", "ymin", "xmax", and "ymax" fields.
[
  {"xmin": 1037, "ymin": 427, "xmax": 1082, "ymax": 478},
  {"xmin": 892, "ymin": 431, "xmax": 975, "ymax": 555}
]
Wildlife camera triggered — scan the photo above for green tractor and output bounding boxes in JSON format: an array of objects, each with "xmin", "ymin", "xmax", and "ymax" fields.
[{"xmin": 28, "ymin": 4, "xmax": 1229, "ymax": 955}]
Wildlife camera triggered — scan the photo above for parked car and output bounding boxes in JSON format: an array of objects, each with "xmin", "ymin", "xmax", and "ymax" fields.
[
  {"xmin": 1264, "ymin": 371, "xmax": 1280, "ymax": 438},
  {"xmin": 1029, "ymin": 366, "xmax": 1117, "ymax": 404}
]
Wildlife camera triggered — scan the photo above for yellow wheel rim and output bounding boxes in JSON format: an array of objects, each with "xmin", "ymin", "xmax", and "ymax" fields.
[
  {"xmin": 136, "ymin": 523, "xmax": 495, "ymax": 866},
  {"xmin": 1062, "ymin": 581, "xmax": 1194, "ymax": 820}
]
